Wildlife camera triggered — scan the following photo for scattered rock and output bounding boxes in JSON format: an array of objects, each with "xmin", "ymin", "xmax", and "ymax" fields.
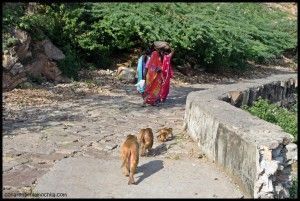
[
  {"xmin": 228, "ymin": 91, "xmax": 243, "ymax": 106},
  {"xmin": 116, "ymin": 67, "xmax": 136, "ymax": 83},
  {"xmin": 18, "ymin": 82, "xmax": 33, "ymax": 89},
  {"xmin": 105, "ymin": 145, "xmax": 118, "ymax": 150},
  {"xmin": 198, "ymin": 154, "xmax": 206, "ymax": 159},
  {"xmin": 286, "ymin": 143, "xmax": 297, "ymax": 162}
]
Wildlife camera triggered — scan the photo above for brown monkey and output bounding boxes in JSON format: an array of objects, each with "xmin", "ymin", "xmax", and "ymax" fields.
[
  {"xmin": 120, "ymin": 134, "xmax": 139, "ymax": 185},
  {"xmin": 137, "ymin": 128, "xmax": 154, "ymax": 156},
  {"xmin": 157, "ymin": 127, "xmax": 173, "ymax": 142}
]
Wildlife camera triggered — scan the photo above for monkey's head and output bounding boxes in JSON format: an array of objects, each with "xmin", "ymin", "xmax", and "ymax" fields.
[{"xmin": 127, "ymin": 134, "xmax": 138, "ymax": 141}]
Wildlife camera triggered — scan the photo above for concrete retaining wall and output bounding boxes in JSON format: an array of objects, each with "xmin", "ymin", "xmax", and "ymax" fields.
[{"xmin": 183, "ymin": 74, "xmax": 297, "ymax": 198}]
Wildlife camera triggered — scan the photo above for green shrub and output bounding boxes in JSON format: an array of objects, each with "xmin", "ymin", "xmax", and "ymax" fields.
[
  {"xmin": 2, "ymin": 3, "xmax": 26, "ymax": 32},
  {"xmin": 28, "ymin": 74, "xmax": 46, "ymax": 84},
  {"xmin": 73, "ymin": 3, "xmax": 296, "ymax": 70},
  {"xmin": 2, "ymin": 3, "xmax": 297, "ymax": 75},
  {"xmin": 289, "ymin": 177, "xmax": 298, "ymax": 199},
  {"xmin": 57, "ymin": 44, "xmax": 81, "ymax": 80},
  {"xmin": 2, "ymin": 3, "xmax": 26, "ymax": 52},
  {"xmin": 243, "ymin": 98, "xmax": 297, "ymax": 142},
  {"xmin": 2, "ymin": 33, "xmax": 19, "ymax": 51}
]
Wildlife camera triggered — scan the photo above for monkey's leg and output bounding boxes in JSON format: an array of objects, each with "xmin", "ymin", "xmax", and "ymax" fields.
[
  {"xmin": 128, "ymin": 160, "xmax": 138, "ymax": 185},
  {"xmin": 140, "ymin": 145, "xmax": 146, "ymax": 157},
  {"xmin": 123, "ymin": 158, "xmax": 130, "ymax": 177}
]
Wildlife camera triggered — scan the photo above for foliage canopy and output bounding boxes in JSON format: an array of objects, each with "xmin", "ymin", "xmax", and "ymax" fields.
[{"xmin": 2, "ymin": 3, "xmax": 297, "ymax": 78}]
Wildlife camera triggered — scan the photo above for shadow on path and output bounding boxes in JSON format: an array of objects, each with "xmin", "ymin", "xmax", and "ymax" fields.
[
  {"xmin": 136, "ymin": 160, "xmax": 164, "ymax": 185},
  {"xmin": 149, "ymin": 143, "xmax": 168, "ymax": 157}
]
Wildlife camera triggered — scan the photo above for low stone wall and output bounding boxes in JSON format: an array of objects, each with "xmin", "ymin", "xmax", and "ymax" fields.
[
  {"xmin": 183, "ymin": 74, "xmax": 297, "ymax": 198},
  {"xmin": 221, "ymin": 78, "xmax": 297, "ymax": 108}
]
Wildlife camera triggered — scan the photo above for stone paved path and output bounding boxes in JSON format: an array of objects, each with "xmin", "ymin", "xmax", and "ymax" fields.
[{"xmin": 3, "ymin": 80, "xmax": 245, "ymax": 198}]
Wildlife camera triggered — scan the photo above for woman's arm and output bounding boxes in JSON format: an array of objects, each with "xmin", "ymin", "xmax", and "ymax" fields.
[{"xmin": 169, "ymin": 48, "xmax": 175, "ymax": 58}]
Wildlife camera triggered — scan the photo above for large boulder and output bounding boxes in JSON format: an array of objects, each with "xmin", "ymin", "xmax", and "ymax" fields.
[
  {"xmin": 3, "ymin": 29, "xmax": 70, "ymax": 91},
  {"xmin": 2, "ymin": 53, "xmax": 18, "ymax": 71},
  {"xmin": 25, "ymin": 53, "xmax": 47, "ymax": 78},
  {"xmin": 43, "ymin": 40, "xmax": 65, "ymax": 61},
  {"xmin": 228, "ymin": 91, "xmax": 243, "ymax": 106},
  {"xmin": 10, "ymin": 63, "xmax": 25, "ymax": 75},
  {"xmin": 2, "ymin": 72, "xmax": 27, "ymax": 91},
  {"xmin": 2, "ymin": 29, "xmax": 30, "ymax": 91},
  {"xmin": 41, "ymin": 61, "xmax": 63, "ymax": 83},
  {"xmin": 26, "ymin": 53, "xmax": 64, "ymax": 83},
  {"xmin": 12, "ymin": 29, "xmax": 32, "ymax": 61}
]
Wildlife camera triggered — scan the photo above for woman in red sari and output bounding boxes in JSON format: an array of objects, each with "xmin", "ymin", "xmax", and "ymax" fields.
[
  {"xmin": 160, "ymin": 48, "xmax": 174, "ymax": 102},
  {"xmin": 143, "ymin": 45, "xmax": 174, "ymax": 106}
]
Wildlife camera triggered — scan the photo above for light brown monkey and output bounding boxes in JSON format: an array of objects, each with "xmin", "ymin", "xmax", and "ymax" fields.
[
  {"xmin": 157, "ymin": 127, "xmax": 173, "ymax": 142},
  {"xmin": 120, "ymin": 134, "xmax": 139, "ymax": 185},
  {"xmin": 137, "ymin": 128, "xmax": 154, "ymax": 156}
]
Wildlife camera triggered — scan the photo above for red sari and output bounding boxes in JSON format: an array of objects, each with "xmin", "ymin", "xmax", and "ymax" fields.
[
  {"xmin": 143, "ymin": 51, "xmax": 163, "ymax": 105},
  {"xmin": 160, "ymin": 53, "xmax": 174, "ymax": 102}
]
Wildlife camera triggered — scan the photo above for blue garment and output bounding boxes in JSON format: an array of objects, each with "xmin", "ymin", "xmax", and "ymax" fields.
[{"xmin": 136, "ymin": 55, "xmax": 149, "ymax": 93}]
